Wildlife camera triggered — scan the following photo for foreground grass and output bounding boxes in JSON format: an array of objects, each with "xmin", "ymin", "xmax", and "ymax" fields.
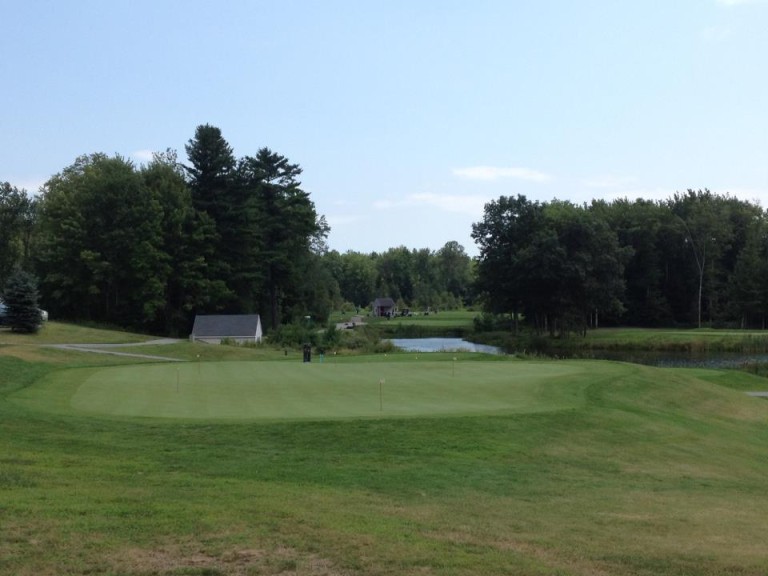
[{"xmin": 2, "ymin": 332, "xmax": 768, "ymax": 574}]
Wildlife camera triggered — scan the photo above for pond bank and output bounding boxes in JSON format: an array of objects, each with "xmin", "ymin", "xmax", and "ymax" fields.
[{"xmin": 470, "ymin": 328, "xmax": 768, "ymax": 356}]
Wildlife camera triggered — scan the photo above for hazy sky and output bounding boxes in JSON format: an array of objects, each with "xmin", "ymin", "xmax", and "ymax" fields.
[{"xmin": 2, "ymin": 0, "xmax": 766, "ymax": 256}]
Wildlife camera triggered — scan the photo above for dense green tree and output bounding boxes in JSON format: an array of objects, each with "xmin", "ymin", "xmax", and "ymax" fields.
[
  {"xmin": 472, "ymin": 195, "xmax": 544, "ymax": 332},
  {"xmin": 242, "ymin": 147, "xmax": 325, "ymax": 329},
  {"xmin": 669, "ymin": 190, "xmax": 732, "ymax": 327},
  {"xmin": 0, "ymin": 183, "xmax": 35, "ymax": 287},
  {"xmin": 184, "ymin": 127, "xmax": 329, "ymax": 328},
  {"xmin": 323, "ymin": 245, "xmax": 474, "ymax": 313},
  {"xmin": 474, "ymin": 191, "xmax": 768, "ymax": 330},
  {"xmin": 712, "ymin": 194, "xmax": 764, "ymax": 323},
  {"xmin": 184, "ymin": 124, "xmax": 238, "ymax": 310},
  {"xmin": 37, "ymin": 154, "xmax": 167, "ymax": 328},
  {"xmin": 375, "ymin": 246, "xmax": 414, "ymax": 304},
  {"xmin": 184, "ymin": 124, "xmax": 237, "ymax": 222},
  {"xmin": 294, "ymin": 251, "xmax": 339, "ymax": 325},
  {"xmin": 141, "ymin": 150, "xmax": 228, "ymax": 334},
  {"xmin": 411, "ymin": 247, "xmax": 438, "ymax": 310},
  {"xmin": 3, "ymin": 268, "xmax": 42, "ymax": 333},
  {"xmin": 473, "ymin": 197, "xmax": 628, "ymax": 335},
  {"xmin": 597, "ymin": 199, "xmax": 672, "ymax": 326},
  {"xmin": 545, "ymin": 201, "xmax": 630, "ymax": 333},
  {"xmin": 336, "ymin": 251, "xmax": 377, "ymax": 308},
  {"xmin": 436, "ymin": 241, "xmax": 473, "ymax": 303},
  {"xmin": 728, "ymin": 220, "xmax": 768, "ymax": 328}
]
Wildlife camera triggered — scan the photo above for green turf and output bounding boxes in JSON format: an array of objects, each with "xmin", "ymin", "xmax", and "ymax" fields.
[
  {"xmin": 10, "ymin": 359, "xmax": 597, "ymax": 420},
  {"xmin": 3, "ymin": 340, "xmax": 768, "ymax": 575}
]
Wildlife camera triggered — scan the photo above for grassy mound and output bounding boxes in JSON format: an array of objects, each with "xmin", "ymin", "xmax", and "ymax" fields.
[{"xmin": 10, "ymin": 360, "xmax": 597, "ymax": 420}]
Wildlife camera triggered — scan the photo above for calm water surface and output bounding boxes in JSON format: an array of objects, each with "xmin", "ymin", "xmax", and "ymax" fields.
[
  {"xmin": 389, "ymin": 338, "xmax": 768, "ymax": 369},
  {"xmin": 389, "ymin": 337, "xmax": 503, "ymax": 355}
]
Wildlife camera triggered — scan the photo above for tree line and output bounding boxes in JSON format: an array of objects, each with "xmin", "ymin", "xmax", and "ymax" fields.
[
  {"xmin": 0, "ymin": 124, "xmax": 475, "ymax": 336},
  {"xmin": 4, "ymin": 125, "xmax": 767, "ymax": 337},
  {"xmin": 321, "ymin": 241, "xmax": 475, "ymax": 314},
  {"xmin": 472, "ymin": 189, "xmax": 768, "ymax": 334}
]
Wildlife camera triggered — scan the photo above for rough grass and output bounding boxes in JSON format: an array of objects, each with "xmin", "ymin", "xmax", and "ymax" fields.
[
  {"xmin": 567, "ymin": 327, "xmax": 768, "ymax": 352},
  {"xmin": 0, "ymin": 321, "xmax": 152, "ymax": 345},
  {"xmin": 2, "ymin": 328, "xmax": 768, "ymax": 575},
  {"xmin": 368, "ymin": 310, "xmax": 477, "ymax": 338}
]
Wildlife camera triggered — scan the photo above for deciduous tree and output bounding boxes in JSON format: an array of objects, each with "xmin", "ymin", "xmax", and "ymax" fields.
[
  {"xmin": 0, "ymin": 183, "xmax": 34, "ymax": 287},
  {"xmin": 37, "ymin": 154, "xmax": 167, "ymax": 328}
]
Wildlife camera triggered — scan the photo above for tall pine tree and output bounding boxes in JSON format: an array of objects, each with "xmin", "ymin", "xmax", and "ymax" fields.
[{"xmin": 184, "ymin": 125, "xmax": 238, "ymax": 310}]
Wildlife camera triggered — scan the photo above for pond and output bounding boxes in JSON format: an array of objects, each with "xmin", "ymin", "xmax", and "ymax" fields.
[
  {"xmin": 388, "ymin": 338, "xmax": 768, "ymax": 370},
  {"xmin": 388, "ymin": 337, "xmax": 503, "ymax": 355}
]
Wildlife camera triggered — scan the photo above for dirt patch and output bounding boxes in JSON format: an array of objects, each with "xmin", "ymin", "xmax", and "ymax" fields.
[{"xmin": 111, "ymin": 543, "xmax": 356, "ymax": 575}]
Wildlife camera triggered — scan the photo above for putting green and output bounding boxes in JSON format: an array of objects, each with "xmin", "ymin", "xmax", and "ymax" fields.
[{"xmin": 10, "ymin": 360, "xmax": 613, "ymax": 420}]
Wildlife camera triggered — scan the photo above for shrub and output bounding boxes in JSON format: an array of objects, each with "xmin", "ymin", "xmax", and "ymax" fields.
[
  {"xmin": 321, "ymin": 324, "xmax": 342, "ymax": 350},
  {"xmin": 338, "ymin": 325, "xmax": 382, "ymax": 352},
  {"xmin": 269, "ymin": 322, "xmax": 318, "ymax": 349},
  {"xmin": 473, "ymin": 312, "xmax": 524, "ymax": 333}
]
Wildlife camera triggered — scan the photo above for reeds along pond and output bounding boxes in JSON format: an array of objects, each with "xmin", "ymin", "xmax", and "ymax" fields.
[{"xmin": 471, "ymin": 329, "xmax": 768, "ymax": 373}]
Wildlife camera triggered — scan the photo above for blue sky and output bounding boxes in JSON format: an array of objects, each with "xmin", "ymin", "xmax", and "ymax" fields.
[{"xmin": 2, "ymin": 1, "xmax": 766, "ymax": 256}]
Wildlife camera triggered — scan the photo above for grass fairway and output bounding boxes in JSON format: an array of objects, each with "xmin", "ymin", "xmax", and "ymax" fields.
[
  {"xmin": 11, "ymin": 360, "xmax": 591, "ymax": 420},
  {"xmin": 2, "ymin": 344, "xmax": 768, "ymax": 575}
]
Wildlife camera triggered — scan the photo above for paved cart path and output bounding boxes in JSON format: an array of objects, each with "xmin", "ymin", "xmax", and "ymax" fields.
[{"xmin": 45, "ymin": 339, "xmax": 184, "ymax": 361}]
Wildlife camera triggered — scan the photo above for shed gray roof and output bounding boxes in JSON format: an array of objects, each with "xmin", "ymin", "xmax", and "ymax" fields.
[
  {"xmin": 191, "ymin": 314, "xmax": 261, "ymax": 337},
  {"xmin": 372, "ymin": 297, "xmax": 395, "ymax": 308}
]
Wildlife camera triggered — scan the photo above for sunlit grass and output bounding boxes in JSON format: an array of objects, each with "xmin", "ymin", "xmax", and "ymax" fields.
[{"xmin": 2, "ymin": 327, "xmax": 768, "ymax": 574}]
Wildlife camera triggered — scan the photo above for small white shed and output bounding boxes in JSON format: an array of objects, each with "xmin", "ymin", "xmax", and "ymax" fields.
[{"xmin": 190, "ymin": 314, "xmax": 263, "ymax": 345}]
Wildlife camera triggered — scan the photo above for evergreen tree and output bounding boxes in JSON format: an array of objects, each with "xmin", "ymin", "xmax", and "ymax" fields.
[
  {"xmin": 184, "ymin": 124, "xmax": 237, "ymax": 221},
  {"xmin": 184, "ymin": 124, "xmax": 238, "ymax": 310},
  {"xmin": 3, "ymin": 268, "xmax": 42, "ymax": 333},
  {"xmin": 242, "ymin": 147, "xmax": 324, "ymax": 328},
  {"xmin": 142, "ymin": 150, "xmax": 229, "ymax": 334}
]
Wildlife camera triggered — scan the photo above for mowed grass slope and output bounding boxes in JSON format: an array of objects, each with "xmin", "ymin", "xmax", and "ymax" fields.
[{"xmin": 1, "ymin": 342, "xmax": 768, "ymax": 575}]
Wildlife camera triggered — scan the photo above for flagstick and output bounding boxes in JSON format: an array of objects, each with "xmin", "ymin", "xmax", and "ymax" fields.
[{"xmin": 379, "ymin": 378, "xmax": 385, "ymax": 411}]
